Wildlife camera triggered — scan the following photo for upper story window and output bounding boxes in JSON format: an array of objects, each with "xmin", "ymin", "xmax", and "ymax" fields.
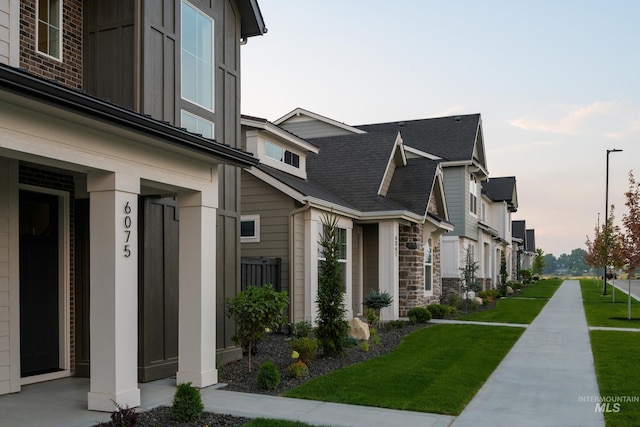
[
  {"xmin": 469, "ymin": 174, "xmax": 478, "ymax": 216},
  {"xmin": 265, "ymin": 141, "xmax": 300, "ymax": 168},
  {"xmin": 181, "ymin": 110, "xmax": 213, "ymax": 139},
  {"xmin": 181, "ymin": 1, "xmax": 213, "ymax": 111},
  {"xmin": 37, "ymin": 0, "xmax": 62, "ymax": 60}
]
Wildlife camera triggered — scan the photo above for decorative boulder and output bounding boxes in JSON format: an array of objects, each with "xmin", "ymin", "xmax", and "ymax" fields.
[
  {"xmin": 474, "ymin": 297, "xmax": 483, "ymax": 305},
  {"xmin": 507, "ymin": 285, "xmax": 515, "ymax": 295},
  {"xmin": 348, "ymin": 317, "xmax": 370, "ymax": 341}
]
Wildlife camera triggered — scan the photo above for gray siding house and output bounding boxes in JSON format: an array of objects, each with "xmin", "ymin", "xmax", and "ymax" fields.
[
  {"xmin": 0, "ymin": 0, "xmax": 265, "ymax": 411},
  {"xmin": 240, "ymin": 114, "xmax": 452, "ymax": 322}
]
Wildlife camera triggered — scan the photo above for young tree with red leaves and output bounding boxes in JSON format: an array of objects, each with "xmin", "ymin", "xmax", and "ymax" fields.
[
  {"xmin": 622, "ymin": 171, "xmax": 640, "ymax": 319},
  {"xmin": 585, "ymin": 206, "xmax": 625, "ymax": 298}
]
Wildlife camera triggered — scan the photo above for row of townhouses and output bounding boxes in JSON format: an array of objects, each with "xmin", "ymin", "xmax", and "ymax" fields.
[{"xmin": 0, "ymin": 0, "xmax": 537, "ymax": 412}]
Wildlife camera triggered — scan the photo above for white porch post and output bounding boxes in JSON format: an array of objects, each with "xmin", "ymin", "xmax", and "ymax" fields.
[
  {"xmin": 87, "ymin": 172, "xmax": 140, "ymax": 412},
  {"xmin": 176, "ymin": 187, "xmax": 218, "ymax": 388},
  {"xmin": 379, "ymin": 220, "xmax": 399, "ymax": 320}
]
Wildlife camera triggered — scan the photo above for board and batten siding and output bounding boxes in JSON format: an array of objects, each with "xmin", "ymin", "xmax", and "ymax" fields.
[
  {"xmin": 442, "ymin": 167, "xmax": 466, "ymax": 237},
  {"xmin": 292, "ymin": 212, "xmax": 305, "ymax": 322},
  {"xmin": 241, "ymin": 171, "xmax": 295, "ymax": 297}
]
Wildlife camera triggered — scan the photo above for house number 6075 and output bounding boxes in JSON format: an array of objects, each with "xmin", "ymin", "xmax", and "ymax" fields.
[{"xmin": 124, "ymin": 202, "xmax": 132, "ymax": 257}]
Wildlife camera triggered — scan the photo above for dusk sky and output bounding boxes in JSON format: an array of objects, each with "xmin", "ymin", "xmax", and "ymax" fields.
[{"xmin": 240, "ymin": 1, "xmax": 640, "ymax": 257}]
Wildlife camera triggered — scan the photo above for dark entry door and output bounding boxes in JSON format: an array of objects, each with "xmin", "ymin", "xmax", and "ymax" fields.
[
  {"xmin": 138, "ymin": 196, "xmax": 179, "ymax": 382},
  {"xmin": 19, "ymin": 190, "xmax": 60, "ymax": 377}
]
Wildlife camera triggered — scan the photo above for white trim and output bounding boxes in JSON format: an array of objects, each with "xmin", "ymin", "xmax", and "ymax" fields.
[
  {"xmin": 240, "ymin": 214, "xmax": 260, "ymax": 243},
  {"xmin": 404, "ymin": 145, "xmax": 442, "ymax": 161},
  {"xmin": 241, "ymin": 116, "xmax": 319, "ymax": 153},
  {"xmin": 274, "ymin": 108, "xmax": 366, "ymax": 134},
  {"xmin": 377, "ymin": 132, "xmax": 406, "ymax": 196},
  {"xmin": 18, "ymin": 184, "xmax": 71, "ymax": 385}
]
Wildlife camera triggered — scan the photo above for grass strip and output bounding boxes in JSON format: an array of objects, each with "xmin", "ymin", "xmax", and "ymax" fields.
[
  {"xmin": 457, "ymin": 278, "xmax": 561, "ymax": 324},
  {"xmin": 580, "ymin": 279, "xmax": 640, "ymax": 328},
  {"xmin": 283, "ymin": 324, "xmax": 523, "ymax": 415},
  {"xmin": 590, "ymin": 330, "xmax": 640, "ymax": 427}
]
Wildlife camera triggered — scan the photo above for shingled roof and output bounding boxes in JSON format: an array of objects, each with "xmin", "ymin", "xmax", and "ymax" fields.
[
  {"xmin": 355, "ymin": 114, "xmax": 484, "ymax": 166},
  {"xmin": 482, "ymin": 176, "xmax": 518, "ymax": 212}
]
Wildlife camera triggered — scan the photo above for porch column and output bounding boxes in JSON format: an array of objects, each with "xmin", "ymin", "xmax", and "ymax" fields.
[
  {"xmin": 87, "ymin": 172, "xmax": 140, "ymax": 411},
  {"xmin": 379, "ymin": 220, "xmax": 399, "ymax": 320},
  {"xmin": 176, "ymin": 188, "xmax": 218, "ymax": 388}
]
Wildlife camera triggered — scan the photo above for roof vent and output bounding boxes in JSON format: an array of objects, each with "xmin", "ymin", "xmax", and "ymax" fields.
[
  {"xmin": 398, "ymin": 121, "xmax": 405, "ymax": 127},
  {"xmin": 454, "ymin": 116, "xmax": 462, "ymax": 122}
]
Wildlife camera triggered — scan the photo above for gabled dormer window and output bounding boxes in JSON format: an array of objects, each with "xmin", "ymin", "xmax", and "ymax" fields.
[{"xmin": 265, "ymin": 140, "xmax": 300, "ymax": 168}]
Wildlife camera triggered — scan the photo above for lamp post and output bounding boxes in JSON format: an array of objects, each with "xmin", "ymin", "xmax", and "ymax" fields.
[{"xmin": 603, "ymin": 148, "xmax": 623, "ymax": 295}]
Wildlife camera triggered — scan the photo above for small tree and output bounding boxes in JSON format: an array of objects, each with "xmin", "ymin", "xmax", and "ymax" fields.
[
  {"xmin": 585, "ymin": 206, "xmax": 625, "ymax": 295},
  {"xmin": 499, "ymin": 251, "xmax": 508, "ymax": 294},
  {"xmin": 623, "ymin": 171, "xmax": 640, "ymax": 319},
  {"xmin": 532, "ymin": 248, "xmax": 546, "ymax": 277},
  {"xmin": 225, "ymin": 284, "xmax": 288, "ymax": 371},
  {"xmin": 315, "ymin": 213, "xmax": 349, "ymax": 357},
  {"xmin": 364, "ymin": 289, "xmax": 393, "ymax": 327},
  {"xmin": 460, "ymin": 247, "xmax": 481, "ymax": 312}
]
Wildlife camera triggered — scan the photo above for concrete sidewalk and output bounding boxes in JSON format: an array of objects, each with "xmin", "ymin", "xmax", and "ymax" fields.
[{"xmin": 452, "ymin": 280, "xmax": 604, "ymax": 427}]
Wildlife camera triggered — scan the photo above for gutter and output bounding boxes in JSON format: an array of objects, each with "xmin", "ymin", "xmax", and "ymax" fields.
[
  {"xmin": 288, "ymin": 201, "xmax": 311, "ymax": 323},
  {"xmin": 0, "ymin": 64, "xmax": 258, "ymax": 168}
]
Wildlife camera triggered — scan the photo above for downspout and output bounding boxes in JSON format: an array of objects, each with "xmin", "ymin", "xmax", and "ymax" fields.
[{"xmin": 288, "ymin": 201, "xmax": 311, "ymax": 323}]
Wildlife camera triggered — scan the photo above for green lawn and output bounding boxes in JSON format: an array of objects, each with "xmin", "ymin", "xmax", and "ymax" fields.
[
  {"xmin": 283, "ymin": 324, "xmax": 523, "ymax": 415},
  {"xmin": 590, "ymin": 331, "xmax": 640, "ymax": 427},
  {"xmin": 457, "ymin": 278, "xmax": 561, "ymax": 324},
  {"xmin": 580, "ymin": 279, "xmax": 640, "ymax": 328}
]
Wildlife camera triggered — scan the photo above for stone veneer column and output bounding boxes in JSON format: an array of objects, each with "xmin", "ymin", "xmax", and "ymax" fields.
[
  {"xmin": 398, "ymin": 224, "xmax": 426, "ymax": 317},
  {"xmin": 87, "ymin": 172, "xmax": 140, "ymax": 411},
  {"xmin": 176, "ymin": 188, "xmax": 218, "ymax": 388}
]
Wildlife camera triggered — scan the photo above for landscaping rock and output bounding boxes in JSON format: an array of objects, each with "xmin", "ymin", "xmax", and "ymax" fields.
[
  {"xmin": 474, "ymin": 296, "xmax": 483, "ymax": 305},
  {"xmin": 348, "ymin": 317, "xmax": 370, "ymax": 341},
  {"xmin": 507, "ymin": 285, "xmax": 515, "ymax": 295}
]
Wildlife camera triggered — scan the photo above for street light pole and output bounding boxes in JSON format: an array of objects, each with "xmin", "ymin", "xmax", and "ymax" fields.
[{"xmin": 603, "ymin": 148, "xmax": 623, "ymax": 295}]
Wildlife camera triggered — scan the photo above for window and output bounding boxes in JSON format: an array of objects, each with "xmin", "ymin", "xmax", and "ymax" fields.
[
  {"xmin": 424, "ymin": 240, "xmax": 432, "ymax": 294},
  {"xmin": 181, "ymin": 1, "xmax": 213, "ymax": 110},
  {"xmin": 469, "ymin": 174, "xmax": 478, "ymax": 215},
  {"xmin": 240, "ymin": 215, "xmax": 260, "ymax": 243},
  {"xmin": 181, "ymin": 110, "xmax": 214, "ymax": 139},
  {"xmin": 318, "ymin": 225, "xmax": 348, "ymax": 292},
  {"xmin": 265, "ymin": 141, "xmax": 300, "ymax": 168},
  {"xmin": 37, "ymin": 0, "xmax": 62, "ymax": 60}
]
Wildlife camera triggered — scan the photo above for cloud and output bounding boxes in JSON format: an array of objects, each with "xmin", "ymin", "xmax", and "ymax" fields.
[
  {"xmin": 493, "ymin": 139, "xmax": 560, "ymax": 154},
  {"xmin": 509, "ymin": 102, "xmax": 619, "ymax": 134}
]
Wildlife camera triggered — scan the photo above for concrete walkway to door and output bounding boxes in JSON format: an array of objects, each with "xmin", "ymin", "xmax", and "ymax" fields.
[{"xmin": 452, "ymin": 280, "xmax": 604, "ymax": 427}]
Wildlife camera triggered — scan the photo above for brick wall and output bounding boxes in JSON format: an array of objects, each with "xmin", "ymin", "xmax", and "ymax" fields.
[
  {"xmin": 19, "ymin": 165, "xmax": 76, "ymax": 374},
  {"xmin": 19, "ymin": 0, "xmax": 83, "ymax": 88}
]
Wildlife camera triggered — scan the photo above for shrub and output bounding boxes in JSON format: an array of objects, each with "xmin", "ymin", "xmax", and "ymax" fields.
[
  {"xmin": 225, "ymin": 284, "xmax": 289, "ymax": 371},
  {"xmin": 171, "ymin": 382, "xmax": 204, "ymax": 423},
  {"xmin": 343, "ymin": 335, "xmax": 359, "ymax": 348},
  {"xmin": 290, "ymin": 321, "xmax": 313, "ymax": 339},
  {"xmin": 360, "ymin": 341, "xmax": 370, "ymax": 352},
  {"xmin": 287, "ymin": 360, "xmax": 309, "ymax": 379},
  {"xmin": 364, "ymin": 290, "xmax": 393, "ymax": 326},
  {"xmin": 445, "ymin": 293, "xmax": 460, "ymax": 308},
  {"xmin": 370, "ymin": 328, "xmax": 380, "ymax": 345},
  {"xmin": 427, "ymin": 304, "xmax": 450, "ymax": 319},
  {"xmin": 290, "ymin": 337, "xmax": 318, "ymax": 364},
  {"xmin": 477, "ymin": 290, "xmax": 499, "ymax": 304},
  {"xmin": 409, "ymin": 315, "xmax": 417, "ymax": 325},
  {"xmin": 257, "ymin": 360, "xmax": 281, "ymax": 390},
  {"xmin": 519, "ymin": 269, "xmax": 533, "ymax": 284},
  {"xmin": 457, "ymin": 298, "xmax": 479, "ymax": 312},
  {"xmin": 407, "ymin": 307, "xmax": 432, "ymax": 323},
  {"xmin": 364, "ymin": 308, "xmax": 379, "ymax": 326},
  {"xmin": 110, "ymin": 401, "xmax": 138, "ymax": 427},
  {"xmin": 385, "ymin": 320, "xmax": 405, "ymax": 330}
]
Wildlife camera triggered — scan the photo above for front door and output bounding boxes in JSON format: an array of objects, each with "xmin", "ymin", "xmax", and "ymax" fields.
[{"xmin": 19, "ymin": 190, "xmax": 60, "ymax": 377}]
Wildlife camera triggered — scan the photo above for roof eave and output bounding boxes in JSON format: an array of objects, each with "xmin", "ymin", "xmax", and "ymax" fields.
[
  {"xmin": 237, "ymin": 0, "xmax": 268, "ymax": 38},
  {"xmin": 0, "ymin": 64, "xmax": 258, "ymax": 168}
]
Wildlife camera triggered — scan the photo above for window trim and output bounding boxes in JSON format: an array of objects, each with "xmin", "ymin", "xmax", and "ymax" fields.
[
  {"xmin": 240, "ymin": 215, "xmax": 260, "ymax": 243},
  {"xmin": 424, "ymin": 240, "xmax": 433, "ymax": 296},
  {"xmin": 181, "ymin": 0, "xmax": 214, "ymax": 112},
  {"xmin": 265, "ymin": 140, "xmax": 301, "ymax": 169},
  {"xmin": 36, "ymin": 0, "xmax": 63, "ymax": 62}
]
